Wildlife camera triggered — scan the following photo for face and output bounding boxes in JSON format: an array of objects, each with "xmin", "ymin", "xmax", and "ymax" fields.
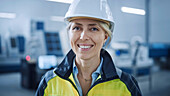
[{"xmin": 68, "ymin": 19, "xmax": 108, "ymax": 60}]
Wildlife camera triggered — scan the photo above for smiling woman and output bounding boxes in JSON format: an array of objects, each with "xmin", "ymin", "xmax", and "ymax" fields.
[
  {"xmin": 68, "ymin": 19, "xmax": 109, "ymax": 96},
  {"xmin": 35, "ymin": 0, "xmax": 142, "ymax": 96},
  {"xmin": 68, "ymin": 19, "xmax": 108, "ymax": 61}
]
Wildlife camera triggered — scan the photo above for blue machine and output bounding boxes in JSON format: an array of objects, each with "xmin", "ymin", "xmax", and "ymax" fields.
[
  {"xmin": 7, "ymin": 36, "xmax": 25, "ymax": 57},
  {"xmin": 17, "ymin": 36, "xmax": 25, "ymax": 54},
  {"xmin": 149, "ymin": 43, "xmax": 170, "ymax": 69},
  {"xmin": 149, "ymin": 43, "xmax": 170, "ymax": 58},
  {"xmin": 44, "ymin": 32, "xmax": 63, "ymax": 56}
]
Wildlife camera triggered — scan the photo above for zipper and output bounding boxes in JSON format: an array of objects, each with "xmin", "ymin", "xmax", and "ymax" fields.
[
  {"xmin": 86, "ymin": 77, "xmax": 102, "ymax": 96},
  {"xmin": 67, "ymin": 78, "xmax": 80, "ymax": 96},
  {"xmin": 55, "ymin": 72, "xmax": 80, "ymax": 96}
]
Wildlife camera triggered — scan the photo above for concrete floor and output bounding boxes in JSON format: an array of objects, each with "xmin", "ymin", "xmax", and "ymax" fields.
[
  {"xmin": 139, "ymin": 70, "xmax": 170, "ymax": 96},
  {"xmin": 0, "ymin": 70, "xmax": 170, "ymax": 96}
]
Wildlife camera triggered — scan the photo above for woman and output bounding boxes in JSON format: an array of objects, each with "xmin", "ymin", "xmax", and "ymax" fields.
[{"xmin": 35, "ymin": 0, "xmax": 142, "ymax": 96}]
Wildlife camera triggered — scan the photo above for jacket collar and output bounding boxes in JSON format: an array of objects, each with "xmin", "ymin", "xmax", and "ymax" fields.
[
  {"xmin": 54, "ymin": 49, "xmax": 119, "ymax": 80},
  {"xmin": 100, "ymin": 49, "xmax": 119, "ymax": 79}
]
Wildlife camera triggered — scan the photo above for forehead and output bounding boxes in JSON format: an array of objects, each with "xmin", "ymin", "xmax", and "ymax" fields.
[{"xmin": 70, "ymin": 19, "xmax": 100, "ymax": 26}]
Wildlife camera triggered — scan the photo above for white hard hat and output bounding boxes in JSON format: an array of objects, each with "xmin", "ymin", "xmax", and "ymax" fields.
[{"xmin": 64, "ymin": 0, "xmax": 114, "ymax": 32}]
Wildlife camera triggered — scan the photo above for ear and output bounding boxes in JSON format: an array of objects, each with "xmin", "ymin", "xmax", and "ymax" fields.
[{"xmin": 104, "ymin": 33, "xmax": 108, "ymax": 43}]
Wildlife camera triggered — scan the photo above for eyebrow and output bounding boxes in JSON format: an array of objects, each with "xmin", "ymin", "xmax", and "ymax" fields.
[
  {"xmin": 75, "ymin": 23, "xmax": 82, "ymax": 26},
  {"xmin": 88, "ymin": 24, "xmax": 97, "ymax": 26},
  {"xmin": 75, "ymin": 23, "xmax": 98, "ymax": 26}
]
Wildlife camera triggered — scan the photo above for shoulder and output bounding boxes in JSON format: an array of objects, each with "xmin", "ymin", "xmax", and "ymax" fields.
[
  {"xmin": 43, "ymin": 69, "xmax": 57, "ymax": 82},
  {"xmin": 119, "ymin": 69, "xmax": 142, "ymax": 96},
  {"xmin": 35, "ymin": 69, "xmax": 57, "ymax": 96}
]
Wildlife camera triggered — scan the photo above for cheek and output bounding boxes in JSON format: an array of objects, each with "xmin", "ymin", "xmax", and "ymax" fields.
[
  {"xmin": 68, "ymin": 31, "xmax": 73, "ymax": 41},
  {"xmin": 69, "ymin": 32, "xmax": 74, "ymax": 46},
  {"xmin": 69, "ymin": 31, "xmax": 78, "ymax": 47},
  {"xmin": 95, "ymin": 34, "xmax": 106, "ymax": 44}
]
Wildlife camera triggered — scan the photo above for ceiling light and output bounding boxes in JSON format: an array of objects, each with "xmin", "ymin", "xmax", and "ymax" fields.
[
  {"xmin": 121, "ymin": 7, "xmax": 145, "ymax": 15},
  {"xmin": 46, "ymin": 0, "xmax": 73, "ymax": 4},
  {"xmin": 0, "ymin": 12, "xmax": 16, "ymax": 19}
]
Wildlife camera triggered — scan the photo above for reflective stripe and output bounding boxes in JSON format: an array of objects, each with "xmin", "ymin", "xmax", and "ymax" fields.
[
  {"xmin": 88, "ymin": 79, "xmax": 131, "ymax": 96},
  {"xmin": 96, "ymin": 75, "xmax": 101, "ymax": 82}
]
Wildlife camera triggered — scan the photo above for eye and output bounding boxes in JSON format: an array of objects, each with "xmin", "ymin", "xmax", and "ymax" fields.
[
  {"xmin": 73, "ymin": 26, "xmax": 81, "ymax": 31},
  {"xmin": 90, "ymin": 27, "xmax": 99, "ymax": 31}
]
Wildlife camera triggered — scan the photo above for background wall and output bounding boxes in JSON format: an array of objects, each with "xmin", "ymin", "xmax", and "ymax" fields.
[
  {"xmin": 150, "ymin": 0, "xmax": 170, "ymax": 43},
  {"xmin": 0, "ymin": 0, "xmax": 169, "ymax": 43},
  {"xmin": 108, "ymin": 0, "xmax": 145, "ymax": 42}
]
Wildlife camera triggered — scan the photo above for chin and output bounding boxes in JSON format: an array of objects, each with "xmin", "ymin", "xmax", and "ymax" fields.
[{"xmin": 77, "ymin": 53, "xmax": 92, "ymax": 60}]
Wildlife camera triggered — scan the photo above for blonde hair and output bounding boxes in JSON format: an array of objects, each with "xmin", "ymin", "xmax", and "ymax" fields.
[{"xmin": 98, "ymin": 22, "xmax": 112, "ymax": 46}]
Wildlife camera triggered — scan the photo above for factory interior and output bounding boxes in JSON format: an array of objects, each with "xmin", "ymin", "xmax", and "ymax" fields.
[{"xmin": 0, "ymin": 0, "xmax": 170, "ymax": 96}]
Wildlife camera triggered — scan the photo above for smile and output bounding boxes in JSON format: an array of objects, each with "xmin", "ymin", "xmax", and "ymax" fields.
[
  {"xmin": 79, "ymin": 45, "xmax": 91, "ymax": 48},
  {"xmin": 77, "ymin": 44, "xmax": 94, "ymax": 50}
]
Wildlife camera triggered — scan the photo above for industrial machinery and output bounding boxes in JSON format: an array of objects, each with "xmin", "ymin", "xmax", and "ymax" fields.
[
  {"xmin": 149, "ymin": 43, "xmax": 170, "ymax": 69},
  {"xmin": 111, "ymin": 36, "xmax": 154, "ymax": 90},
  {"xmin": 0, "ymin": 34, "xmax": 25, "ymax": 73},
  {"xmin": 21, "ymin": 20, "xmax": 70, "ymax": 89},
  {"xmin": 24, "ymin": 20, "xmax": 69, "ymax": 63},
  {"xmin": 0, "ymin": 35, "xmax": 6, "ymax": 58},
  {"xmin": 112, "ymin": 36, "xmax": 153, "ymax": 75}
]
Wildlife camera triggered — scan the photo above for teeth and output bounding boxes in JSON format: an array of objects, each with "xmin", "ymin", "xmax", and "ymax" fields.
[{"xmin": 79, "ymin": 46, "xmax": 91, "ymax": 49}]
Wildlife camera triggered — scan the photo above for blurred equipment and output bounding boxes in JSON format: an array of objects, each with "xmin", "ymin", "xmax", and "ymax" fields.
[
  {"xmin": 17, "ymin": 36, "xmax": 25, "ymax": 54},
  {"xmin": 36, "ymin": 55, "xmax": 58, "ymax": 86},
  {"xmin": 0, "ymin": 35, "xmax": 6, "ymax": 58},
  {"xmin": 7, "ymin": 36, "xmax": 25, "ymax": 57},
  {"xmin": 112, "ymin": 42, "xmax": 130, "ymax": 64},
  {"xmin": 38, "ymin": 55, "xmax": 57, "ymax": 69},
  {"xmin": 21, "ymin": 58, "xmax": 37, "ymax": 89},
  {"xmin": 112, "ymin": 36, "xmax": 153, "ymax": 90},
  {"xmin": 25, "ymin": 20, "xmax": 64, "ymax": 61},
  {"xmin": 44, "ymin": 32, "xmax": 63, "ymax": 56},
  {"xmin": 21, "ymin": 20, "xmax": 67, "ymax": 89},
  {"xmin": 0, "ymin": 35, "xmax": 25, "ymax": 73},
  {"xmin": 0, "ymin": 36, "xmax": 1, "ymax": 54},
  {"xmin": 8, "ymin": 37, "xmax": 18, "ymax": 57},
  {"xmin": 25, "ymin": 31, "xmax": 63, "ymax": 62},
  {"xmin": 149, "ymin": 43, "xmax": 170, "ymax": 69}
]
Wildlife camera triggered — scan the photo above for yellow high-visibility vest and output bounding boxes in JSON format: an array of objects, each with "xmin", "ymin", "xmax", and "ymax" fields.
[{"xmin": 44, "ymin": 73, "xmax": 131, "ymax": 96}]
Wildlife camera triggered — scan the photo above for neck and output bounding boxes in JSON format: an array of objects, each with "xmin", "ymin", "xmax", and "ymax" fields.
[{"xmin": 75, "ymin": 56, "xmax": 101, "ymax": 79}]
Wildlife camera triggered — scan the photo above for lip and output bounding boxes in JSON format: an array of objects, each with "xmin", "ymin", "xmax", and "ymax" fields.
[{"xmin": 77, "ymin": 44, "xmax": 94, "ymax": 51}]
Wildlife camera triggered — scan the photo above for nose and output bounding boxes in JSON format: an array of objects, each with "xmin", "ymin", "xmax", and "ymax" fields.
[{"xmin": 80, "ymin": 30, "xmax": 89, "ymax": 40}]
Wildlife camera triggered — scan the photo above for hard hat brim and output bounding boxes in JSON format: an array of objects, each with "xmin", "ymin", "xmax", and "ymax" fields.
[{"xmin": 67, "ymin": 16, "xmax": 110, "ymax": 27}]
